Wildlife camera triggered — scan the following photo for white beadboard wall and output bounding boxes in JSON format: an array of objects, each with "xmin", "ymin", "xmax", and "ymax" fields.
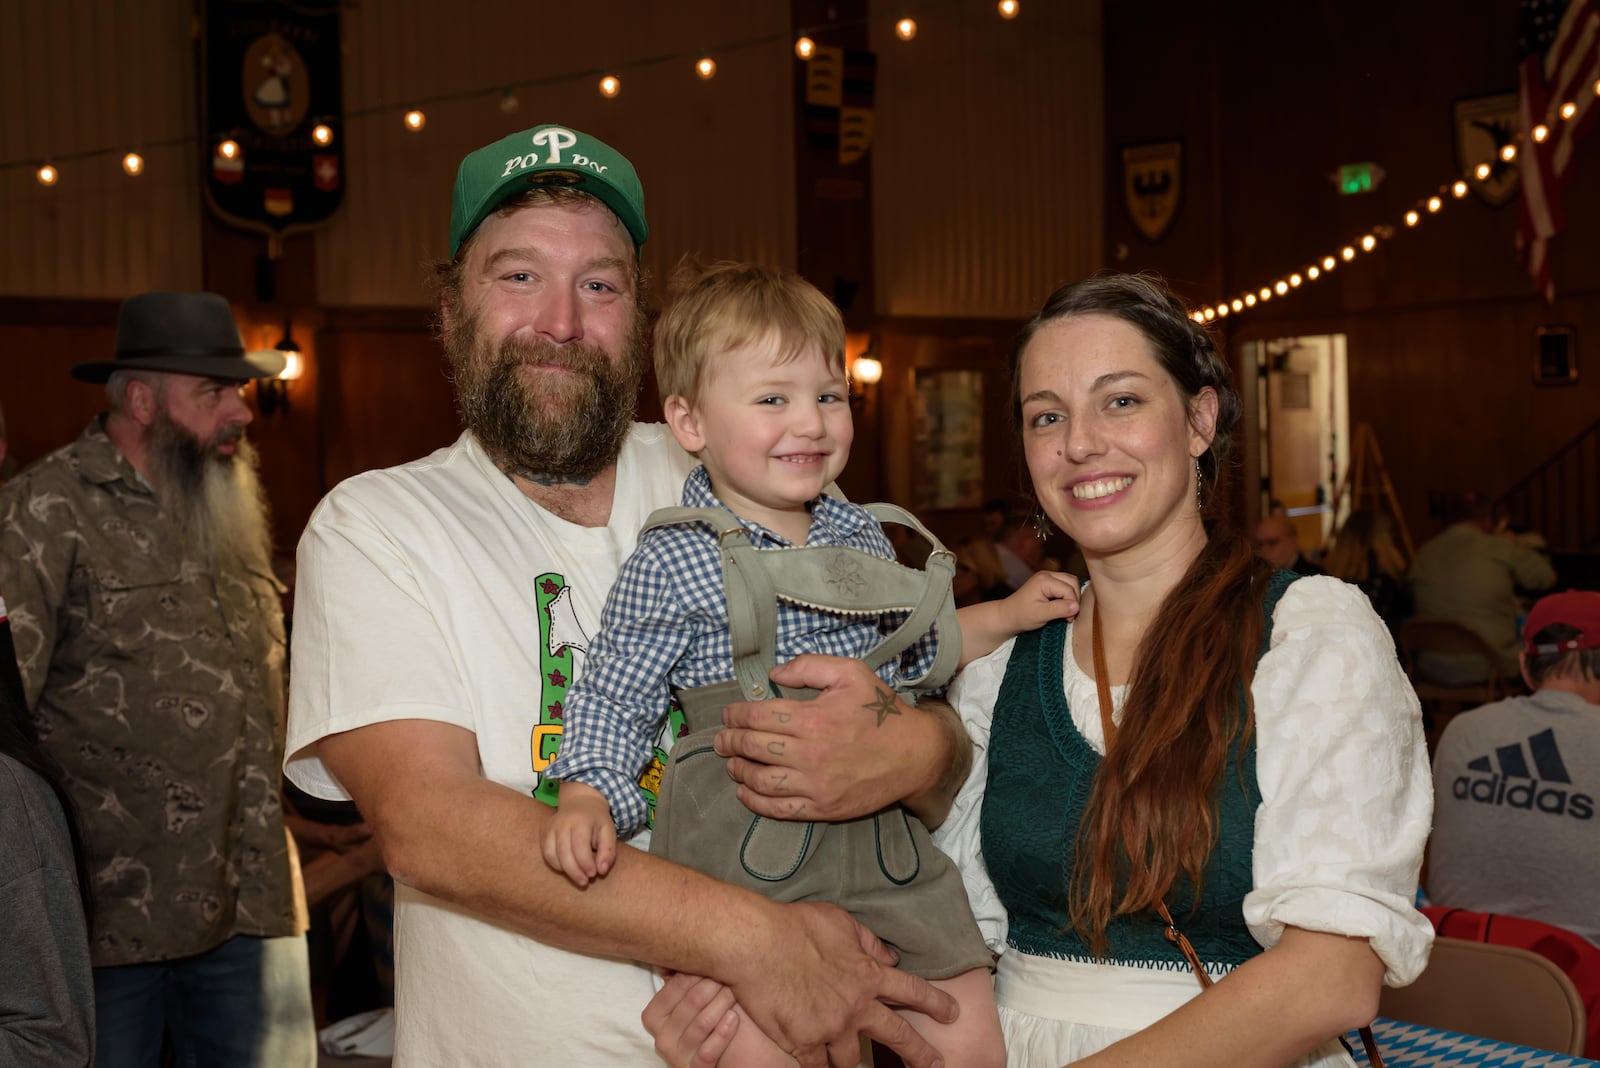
[
  {"xmin": 0, "ymin": 1, "xmax": 1102, "ymax": 318},
  {"xmin": 0, "ymin": 0, "xmax": 204, "ymax": 298},
  {"xmin": 315, "ymin": 1, "xmax": 798, "ymax": 307},
  {"xmin": 869, "ymin": 0, "xmax": 1104, "ymax": 320}
]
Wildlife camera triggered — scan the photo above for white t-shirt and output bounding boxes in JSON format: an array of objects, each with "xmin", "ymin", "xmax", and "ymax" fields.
[
  {"xmin": 286, "ymin": 427, "xmax": 693, "ymax": 1066},
  {"xmin": 933, "ymin": 577, "xmax": 1436, "ymax": 1058}
]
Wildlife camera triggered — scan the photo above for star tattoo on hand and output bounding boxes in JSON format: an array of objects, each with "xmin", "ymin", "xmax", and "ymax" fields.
[{"xmin": 864, "ymin": 686, "xmax": 900, "ymax": 727}]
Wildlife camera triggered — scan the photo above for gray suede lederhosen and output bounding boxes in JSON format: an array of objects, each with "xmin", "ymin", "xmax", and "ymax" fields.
[{"xmin": 645, "ymin": 503, "xmax": 993, "ymax": 979}]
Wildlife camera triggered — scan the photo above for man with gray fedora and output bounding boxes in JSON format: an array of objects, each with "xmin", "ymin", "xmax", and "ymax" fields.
[{"xmin": 0, "ymin": 291, "xmax": 316, "ymax": 1068}]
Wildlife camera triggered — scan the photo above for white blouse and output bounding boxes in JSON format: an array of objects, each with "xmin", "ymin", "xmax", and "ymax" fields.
[{"xmin": 935, "ymin": 575, "xmax": 1435, "ymax": 987}]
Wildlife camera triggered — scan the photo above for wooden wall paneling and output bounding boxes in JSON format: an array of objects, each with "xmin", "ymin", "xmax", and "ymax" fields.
[
  {"xmin": 315, "ymin": 317, "xmax": 459, "ymax": 493},
  {"xmin": 876, "ymin": 321, "xmax": 1024, "ymax": 550}
]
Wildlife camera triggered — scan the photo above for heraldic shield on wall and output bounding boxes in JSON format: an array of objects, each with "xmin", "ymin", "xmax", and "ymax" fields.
[
  {"xmin": 1453, "ymin": 91, "xmax": 1521, "ymax": 208},
  {"xmin": 1122, "ymin": 140, "xmax": 1183, "ymax": 243},
  {"xmin": 202, "ymin": 0, "xmax": 344, "ymax": 242}
]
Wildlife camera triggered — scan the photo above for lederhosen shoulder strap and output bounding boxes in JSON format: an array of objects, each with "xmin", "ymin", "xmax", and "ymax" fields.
[{"xmin": 641, "ymin": 503, "xmax": 960, "ymax": 704}]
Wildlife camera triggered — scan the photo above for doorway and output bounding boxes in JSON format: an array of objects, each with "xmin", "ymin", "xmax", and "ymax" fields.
[{"xmin": 1241, "ymin": 335, "xmax": 1350, "ymax": 555}]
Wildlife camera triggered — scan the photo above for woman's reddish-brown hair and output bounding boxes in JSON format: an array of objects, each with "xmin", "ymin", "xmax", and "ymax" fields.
[{"xmin": 1009, "ymin": 273, "xmax": 1275, "ymax": 956}]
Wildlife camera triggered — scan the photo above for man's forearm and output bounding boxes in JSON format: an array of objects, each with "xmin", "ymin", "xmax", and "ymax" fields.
[
  {"xmin": 901, "ymin": 697, "xmax": 970, "ymax": 830},
  {"xmin": 319, "ymin": 719, "xmax": 777, "ymax": 979}
]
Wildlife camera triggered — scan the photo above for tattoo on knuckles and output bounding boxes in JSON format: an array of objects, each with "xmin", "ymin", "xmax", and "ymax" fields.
[{"xmin": 766, "ymin": 740, "xmax": 786, "ymax": 756}]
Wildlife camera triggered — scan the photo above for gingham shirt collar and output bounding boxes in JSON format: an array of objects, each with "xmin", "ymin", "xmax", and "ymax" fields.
[{"xmin": 682, "ymin": 464, "xmax": 869, "ymax": 547}]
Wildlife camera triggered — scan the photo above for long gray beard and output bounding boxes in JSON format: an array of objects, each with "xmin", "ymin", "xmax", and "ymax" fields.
[
  {"xmin": 444, "ymin": 307, "xmax": 644, "ymax": 484},
  {"xmin": 147, "ymin": 417, "xmax": 273, "ymax": 569}
]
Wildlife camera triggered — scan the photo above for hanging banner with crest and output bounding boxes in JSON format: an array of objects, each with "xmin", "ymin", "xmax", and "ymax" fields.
[
  {"xmin": 1453, "ymin": 91, "xmax": 1521, "ymax": 208},
  {"xmin": 1122, "ymin": 140, "xmax": 1183, "ymax": 243},
  {"xmin": 201, "ymin": 0, "xmax": 344, "ymax": 245}
]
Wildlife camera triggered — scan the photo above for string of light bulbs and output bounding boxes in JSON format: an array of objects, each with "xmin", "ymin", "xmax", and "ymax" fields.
[
  {"xmin": 7, "ymin": 0, "xmax": 1024, "ymax": 186},
  {"xmin": 1190, "ymin": 77, "xmax": 1600, "ymax": 325}
]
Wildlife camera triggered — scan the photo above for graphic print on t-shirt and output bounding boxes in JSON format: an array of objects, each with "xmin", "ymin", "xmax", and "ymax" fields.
[
  {"xmin": 531, "ymin": 572, "xmax": 585, "ymax": 806},
  {"xmin": 526, "ymin": 572, "xmax": 685, "ymax": 826},
  {"xmin": 1452, "ymin": 727, "xmax": 1594, "ymax": 819}
]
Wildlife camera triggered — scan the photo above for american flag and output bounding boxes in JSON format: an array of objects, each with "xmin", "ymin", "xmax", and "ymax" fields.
[{"xmin": 1517, "ymin": 0, "xmax": 1600, "ymax": 302}]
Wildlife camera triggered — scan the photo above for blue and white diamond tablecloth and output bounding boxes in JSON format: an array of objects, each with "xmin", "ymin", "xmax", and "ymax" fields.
[{"xmin": 1348, "ymin": 1018, "xmax": 1598, "ymax": 1067}]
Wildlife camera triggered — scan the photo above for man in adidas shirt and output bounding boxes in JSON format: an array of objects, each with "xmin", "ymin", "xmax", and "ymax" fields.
[{"xmin": 1429, "ymin": 590, "xmax": 1600, "ymax": 946}]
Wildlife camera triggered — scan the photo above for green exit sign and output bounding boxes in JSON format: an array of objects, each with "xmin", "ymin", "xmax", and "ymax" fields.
[{"xmin": 1336, "ymin": 161, "xmax": 1386, "ymax": 195}]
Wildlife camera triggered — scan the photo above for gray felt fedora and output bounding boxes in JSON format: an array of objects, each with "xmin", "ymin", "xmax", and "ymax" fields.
[{"xmin": 71, "ymin": 292, "xmax": 287, "ymax": 384}]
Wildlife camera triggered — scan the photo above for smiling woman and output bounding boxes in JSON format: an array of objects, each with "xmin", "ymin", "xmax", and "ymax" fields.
[{"xmin": 931, "ymin": 274, "xmax": 1436, "ymax": 1067}]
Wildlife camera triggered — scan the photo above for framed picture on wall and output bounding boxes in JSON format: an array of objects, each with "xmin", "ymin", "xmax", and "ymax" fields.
[
  {"xmin": 1534, "ymin": 325, "xmax": 1577, "ymax": 386},
  {"xmin": 911, "ymin": 368, "xmax": 984, "ymax": 511}
]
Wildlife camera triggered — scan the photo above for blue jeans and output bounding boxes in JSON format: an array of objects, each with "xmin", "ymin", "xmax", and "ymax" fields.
[{"xmin": 93, "ymin": 934, "xmax": 316, "ymax": 1068}]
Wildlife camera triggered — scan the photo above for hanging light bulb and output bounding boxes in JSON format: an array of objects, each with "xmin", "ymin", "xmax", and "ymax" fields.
[
  {"xmin": 1191, "ymin": 310, "xmax": 1205, "ymax": 323},
  {"xmin": 1244, "ymin": 293, "xmax": 1257, "ymax": 307},
  {"xmin": 1341, "ymin": 246, "xmax": 1356, "ymax": 261},
  {"xmin": 1274, "ymin": 280, "xmax": 1289, "ymax": 295},
  {"xmin": 1360, "ymin": 234, "xmax": 1377, "ymax": 252},
  {"xmin": 895, "ymin": 17, "xmax": 918, "ymax": 40},
  {"xmin": 1307, "ymin": 265, "xmax": 1321, "ymax": 280},
  {"xmin": 1427, "ymin": 195, "xmax": 1443, "ymax": 213},
  {"xmin": 1404, "ymin": 210, "xmax": 1420, "ymax": 227},
  {"xmin": 122, "ymin": 152, "xmax": 145, "ymax": 176},
  {"xmin": 695, "ymin": 56, "xmax": 716, "ymax": 80},
  {"xmin": 1451, "ymin": 179, "xmax": 1468, "ymax": 198},
  {"xmin": 404, "ymin": 109, "xmax": 426, "ymax": 131},
  {"xmin": 311, "ymin": 123, "xmax": 335, "ymax": 146},
  {"xmin": 1203, "ymin": 307, "xmax": 1216, "ymax": 321},
  {"xmin": 1474, "ymin": 162, "xmax": 1492, "ymax": 180},
  {"xmin": 1216, "ymin": 303, "xmax": 1229, "ymax": 318},
  {"xmin": 1231, "ymin": 298, "xmax": 1244, "ymax": 312},
  {"xmin": 998, "ymin": 0, "xmax": 1020, "ymax": 17},
  {"xmin": 1560, "ymin": 101, "xmax": 1577, "ymax": 120},
  {"xmin": 36, "ymin": 163, "xmax": 58, "ymax": 186},
  {"xmin": 795, "ymin": 35, "xmax": 816, "ymax": 59},
  {"xmin": 599, "ymin": 75, "xmax": 621, "ymax": 98},
  {"xmin": 1322, "ymin": 255, "xmax": 1337, "ymax": 270},
  {"xmin": 1259, "ymin": 286, "xmax": 1272, "ymax": 301},
  {"xmin": 1500, "ymin": 144, "xmax": 1517, "ymax": 162},
  {"xmin": 217, "ymin": 139, "xmax": 241, "ymax": 160},
  {"xmin": 1289, "ymin": 273, "xmax": 1303, "ymax": 287},
  {"xmin": 1533, "ymin": 123, "xmax": 1550, "ymax": 143}
]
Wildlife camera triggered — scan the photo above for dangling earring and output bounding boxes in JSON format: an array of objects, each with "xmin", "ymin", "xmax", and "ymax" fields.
[
  {"xmin": 1194, "ymin": 457, "xmax": 1204, "ymax": 511},
  {"xmin": 1032, "ymin": 510, "xmax": 1052, "ymax": 539}
]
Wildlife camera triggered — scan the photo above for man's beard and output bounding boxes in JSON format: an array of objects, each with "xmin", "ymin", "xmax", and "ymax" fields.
[
  {"xmin": 442, "ymin": 302, "xmax": 646, "ymax": 484},
  {"xmin": 146, "ymin": 411, "xmax": 273, "ymax": 568}
]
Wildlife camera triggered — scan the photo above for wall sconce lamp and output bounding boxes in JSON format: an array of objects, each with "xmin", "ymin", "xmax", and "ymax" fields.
[
  {"xmin": 256, "ymin": 315, "xmax": 304, "ymax": 416},
  {"xmin": 849, "ymin": 344, "xmax": 883, "ymax": 412}
]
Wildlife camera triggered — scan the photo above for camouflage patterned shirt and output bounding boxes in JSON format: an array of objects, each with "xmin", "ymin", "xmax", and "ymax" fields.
[{"xmin": 0, "ymin": 418, "xmax": 298, "ymax": 966}]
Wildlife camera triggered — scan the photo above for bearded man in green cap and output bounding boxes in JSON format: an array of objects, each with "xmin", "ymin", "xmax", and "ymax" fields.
[{"xmin": 285, "ymin": 124, "xmax": 969, "ymax": 1068}]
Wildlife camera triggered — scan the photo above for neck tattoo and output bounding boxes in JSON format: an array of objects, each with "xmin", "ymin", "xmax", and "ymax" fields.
[{"xmin": 494, "ymin": 454, "xmax": 592, "ymax": 488}]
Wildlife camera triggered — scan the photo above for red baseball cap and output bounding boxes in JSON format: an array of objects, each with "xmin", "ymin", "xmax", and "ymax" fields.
[{"xmin": 1524, "ymin": 590, "xmax": 1600, "ymax": 656}]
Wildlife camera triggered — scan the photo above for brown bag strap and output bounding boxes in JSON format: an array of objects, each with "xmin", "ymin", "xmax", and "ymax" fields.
[{"xmin": 1090, "ymin": 600, "xmax": 1385, "ymax": 1067}]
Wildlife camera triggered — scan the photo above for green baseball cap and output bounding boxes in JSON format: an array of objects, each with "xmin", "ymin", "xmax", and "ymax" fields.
[{"xmin": 449, "ymin": 124, "xmax": 648, "ymax": 257}]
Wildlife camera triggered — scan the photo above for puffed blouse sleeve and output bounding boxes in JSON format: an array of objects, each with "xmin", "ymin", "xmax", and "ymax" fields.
[
  {"xmin": 931, "ymin": 637, "xmax": 1015, "ymax": 955},
  {"xmin": 1245, "ymin": 575, "xmax": 1434, "ymax": 986}
]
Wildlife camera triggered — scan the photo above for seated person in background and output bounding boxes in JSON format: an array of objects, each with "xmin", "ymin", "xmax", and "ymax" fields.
[
  {"xmin": 1429, "ymin": 590, "xmax": 1600, "ymax": 947},
  {"xmin": 980, "ymin": 497, "xmax": 1013, "ymax": 539},
  {"xmin": 1322, "ymin": 509, "xmax": 1410, "ymax": 638},
  {"xmin": 1252, "ymin": 511, "xmax": 1323, "ymax": 576},
  {"xmin": 954, "ymin": 533, "xmax": 1013, "ymax": 605},
  {"xmin": 1408, "ymin": 495, "xmax": 1556, "ymax": 685},
  {"xmin": 542, "ymin": 261, "xmax": 1077, "ymax": 1067}
]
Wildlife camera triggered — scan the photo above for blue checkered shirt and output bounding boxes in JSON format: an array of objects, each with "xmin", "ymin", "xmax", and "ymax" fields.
[{"xmin": 545, "ymin": 465, "xmax": 943, "ymax": 836}]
